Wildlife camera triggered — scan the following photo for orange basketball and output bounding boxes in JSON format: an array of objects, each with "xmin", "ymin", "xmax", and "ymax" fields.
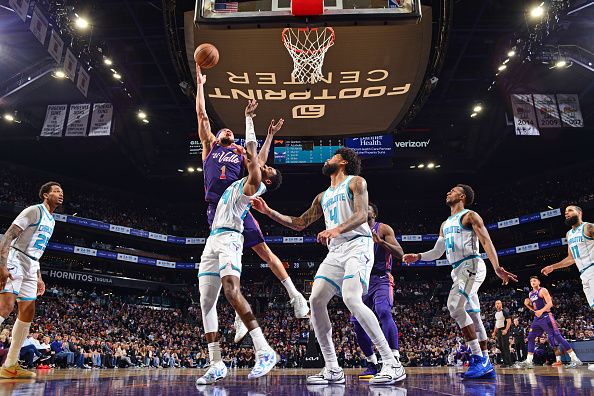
[{"xmin": 194, "ymin": 43, "xmax": 219, "ymax": 69}]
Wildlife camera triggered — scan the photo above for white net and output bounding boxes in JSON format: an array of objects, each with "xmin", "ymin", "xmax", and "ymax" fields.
[{"xmin": 282, "ymin": 27, "xmax": 335, "ymax": 84}]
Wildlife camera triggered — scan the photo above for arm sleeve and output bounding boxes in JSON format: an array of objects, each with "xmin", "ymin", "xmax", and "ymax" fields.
[
  {"xmin": 12, "ymin": 206, "xmax": 40, "ymax": 231},
  {"xmin": 245, "ymin": 116, "xmax": 256, "ymax": 144},
  {"xmin": 419, "ymin": 236, "xmax": 446, "ymax": 261}
]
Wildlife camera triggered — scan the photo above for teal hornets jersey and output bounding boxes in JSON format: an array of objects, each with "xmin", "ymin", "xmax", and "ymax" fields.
[
  {"xmin": 11, "ymin": 204, "xmax": 55, "ymax": 262},
  {"xmin": 321, "ymin": 175, "xmax": 371, "ymax": 248},
  {"xmin": 211, "ymin": 177, "xmax": 266, "ymax": 233},
  {"xmin": 567, "ymin": 222, "xmax": 594, "ymax": 279},
  {"xmin": 442, "ymin": 209, "xmax": 480, "ymax": 266}
]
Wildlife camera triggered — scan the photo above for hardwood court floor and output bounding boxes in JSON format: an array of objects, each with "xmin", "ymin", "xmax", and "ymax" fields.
[{"xmin": 0, "ymin": 366, "xmax": 592, "ymax": 395}]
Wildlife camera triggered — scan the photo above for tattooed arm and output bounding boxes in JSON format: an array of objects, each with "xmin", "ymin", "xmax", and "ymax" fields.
[{"xmin": 251, "ymin": 192, "xmax": 323, "ymax": 232}]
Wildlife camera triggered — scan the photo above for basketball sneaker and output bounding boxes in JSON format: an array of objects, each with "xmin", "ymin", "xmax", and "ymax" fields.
[
  {"xmin": 588, "ymin": 363, "xmax": 594, "ymax": 371},
  {"xmin": 369, "ymin": 360, "xmax": 406, "ymax": 385},
  {"xmin": 290, "ymin": 293, "xmax": 310, "ymax": 319},
  {"xmin": 196, "ymin": 361, "xmax": 227, "ymax": 385},
  {"xmin": 565, "ymin": 358, "xmax": 583, "ymax": 369},
  {"xmin": 307, "ymin": 367, "xmax": 346, "ymax": 385},
  {"xmin": 233, "ymin": 313, "xmax": 248, "ymax": 343},
  {"xmin": 463, "ymin": 355, "xmax": 494, "ymax": 379},
  {"xmin": 358, "ymin": 363, "xmax": 381, "ymax": 379},
  {"xmin": 248, "ymin": 349, "xmax": 278, "ymax": 379},
  {"xmin": 513, "ymin": 359, "xmax": 535, "ymax": 369},
  {"xmin": 0, "ymin": 363, "xmax": 36, "ymax": 379}
]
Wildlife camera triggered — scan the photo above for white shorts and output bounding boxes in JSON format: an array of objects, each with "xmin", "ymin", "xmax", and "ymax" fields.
[
  {"xmin": 314, "ymin": 236, "xmax": 374, "ymax": 296},
  {"xmin": 449, "ymin": 257, "xmax": 487, "ymax": 313},
  {"xmin": 581, "ymin": 273, "xmax": 594, "ymax": 308},
  {"xmin": 2, "ymin": 249, "xmax": 39, "ymax": 301},
  {"xmin": 198, "ymin": 231, "xmax": 244, "ymax": 279}
]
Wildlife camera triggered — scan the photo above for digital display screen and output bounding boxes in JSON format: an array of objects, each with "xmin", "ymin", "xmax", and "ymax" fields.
[
  {"xmin": 344, "ymin": 134, "xmax": 393, "ymax": 158},
  {"xmin": 273, "ymin": 138, "xmax": 343, "ymax": 164}
]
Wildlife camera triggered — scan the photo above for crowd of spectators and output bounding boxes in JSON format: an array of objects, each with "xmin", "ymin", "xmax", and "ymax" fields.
[{"xmin": 0, "ymin": 278, "xmax": 591, "ymax": 371}]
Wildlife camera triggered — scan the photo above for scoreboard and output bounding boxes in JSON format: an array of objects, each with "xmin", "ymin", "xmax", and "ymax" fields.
[{"xmin": 273, "ymin": 139, "xmax": 343, "ymax": 164}]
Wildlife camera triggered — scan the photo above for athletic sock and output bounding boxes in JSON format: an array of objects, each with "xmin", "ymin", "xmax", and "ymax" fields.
[
  {"xmin": 468, "ymin": 339, "xmax": 482, "ymax": 356},
  {"xmin": 281, "ymin": 277, "xmax": 299, "ymax": 299},
  {"xmin": 392, "ymin": 349, "xmax": 400, "ymax": 359},
  {"xmin": 366, "ymin": 354, "xmax": 378, "ymax": 365},
  {"xmin": 4, "ymin": 319, "xmax": 31, "ymax": 367},
  {"xmin": 556, "ymin": 355, "xmax": 562, "ymax": 362},
  {"xmin": 482, "ymin": 350, "xmax": 489, "ymax": 358},
  {"xmin": 526, "ymin": 354, "xmax": 533, "ymax": 363},
  {"xmin": 568, "ymin": 350, "xmax": 578, "ymax": 361},
  {"xmin": 207, "ymin": 342, "xmax": 222, "ymax": 363},
  {"xmin": 249, "ymin": 327, "xmax": 270, "ymax": 352}
]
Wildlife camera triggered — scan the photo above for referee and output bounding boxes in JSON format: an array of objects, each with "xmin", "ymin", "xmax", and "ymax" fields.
[{"xmin": 492, "ymin": 300, "xmax": 512, "ymax": 367}]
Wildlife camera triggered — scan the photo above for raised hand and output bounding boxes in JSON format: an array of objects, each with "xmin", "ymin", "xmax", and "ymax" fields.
[
  {"xmin": 495, "ymin": 266, "xmax": 518, "ymax": 286},
  {"xmin": 196, "ymin": 65, "xmax": 206, "ymax": 85},
  {"xmin": 402, "ymin": 253, "xmax": 421, "ymax": 266},
  {"xmin": 268, "ymin": 118, "xmax": 284, "ymax": 136},
  {"xmin": 245, "ymin": 99, "xmax": 258, "ymax": 118},
  {"xmin": 250, "ymin": 197, "xmax": 270, "ymax": 215},
  {"xmin": 541, "ymin": 265, "xmax": 554, "ymax": 276}
]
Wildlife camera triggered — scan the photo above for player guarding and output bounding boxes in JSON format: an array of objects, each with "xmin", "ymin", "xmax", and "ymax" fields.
[
  {"xmin": 195, "ymin": 112, "xmax": 283, "ymax": 385},
  {"xmin": 252, "ymin": 148, "xmax": 403, "ymax": 385},
  {"xmin": 195, "ymin": 66, "xmax": 309, "ymax": 342},
  {"xmin": 0, "ymin": 182, "xmax": 63, "ymax": 379},
  {"xmin": 515, "ymin": 276, "xmax": 582, "ymax": 368},
  {"xmin": 352, "ymin": 203, "xmax": 405, "ymax": 380},
  {"xmin": 542, "ymin": 205, "xmax": 594, "ymax": 370},
  {"xmin": 403, "ymin": 184, "xmax": 518, "ymax": 379}
]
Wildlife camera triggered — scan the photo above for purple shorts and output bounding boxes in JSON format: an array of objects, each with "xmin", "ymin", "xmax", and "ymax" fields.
[
  {"xmin": 207, "ymin": 202, "xmax": 265, "ymax": 249},
  {"xmin": 530, "ymin": 314, "xmax": 561, "ymax": 347},
  {"xmin": 362, "ymin": 274, "xmax": 394, "ymax": 309}
]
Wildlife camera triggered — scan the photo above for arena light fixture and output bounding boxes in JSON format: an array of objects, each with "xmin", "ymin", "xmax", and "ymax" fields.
[
  {"xmin": 530, "ymin": 4, "xmax": 545, "ymax": 19},
  {"xmin": 503, "ymin": 59, "xmax": 510, "ymax": 65},
  {"xmin": 473, "ymin": 105, "xmax": 483, "ymax": 113},
  {"xmin": 3, "ymin": 113, "xmax": 15, "ymax": 122},
  {"xmin": 197, "ymin": 167, "xmax": 203, "ymax": 172},
  {"xmin": 555, "ymin": 59, "xmax": 567, "ymax": 68},
  {"xmin": 435, "ymin": 165, "xmax": 441, "ymax": 168},
  {"xmin": 427, "ymin": 163, "xmax": 435, "ymax": 169},
  {"xmin": 417, "ymin": 163, "xmax": 425, "ymax": 169},
  {"xmin": 409, "ymin": 165, "xmax": 416, "ymax": 169},
  {"xmin": 470, "ymin": 112, "xmax": 478, "ymax": 118},
  {"xmin": 507, "ymin": 50, "xmax": 516, "ymax": 57},
  {"xmin": 137, "ymin": 111, "xmax": 147, "ymax": 119},
  {"xmin": 142, "ymin": 119, "xmax": 149, "ymax": 124},
  {"xmin": 53, "ymin": 70, "xmax": 67, "ymax": 79},
  {"xmin": 113, "ymin": 73, "xmax": 122, "ymax": 80},
  {"xmin": 187, "ymin": 167, "xmax": 195, "ymax": 173},
  {"xmin": 103, "ymin": 58, "xmax": 113, "ymax": 66},
  {"xmin": 497, "ymin": 64, "xmax": 507, "ymax": 72},
  {"xmin": 75, "ymin": 16, "xmax": 90, "ymax": 30},
  {"xmin": 177, "ymin": 169, "xmax": 184, "ymax": 173}
]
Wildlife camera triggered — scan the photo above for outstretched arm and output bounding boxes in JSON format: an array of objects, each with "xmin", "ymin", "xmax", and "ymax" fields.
[
  {"xmin": 257, "ymin": 118, "xmax": 284, "ymax": 166},
  {"xmin": 466, "ymin": 211, "xmax": 518, "ymax": 285},
  {"xmin": 402, "ymin": 223, "xmax": 445, "ymax": 264},
  {"xmin": 242, "ymin": 111, "xmax": 261, "ymax": 196},
  {"xmin": 374, "ymin": 223, "xmax": 404, "ymax": 261},
  {"xmin": 251, "ymin": 193, "xmax": 323, "ymax": 231},
  {"xmin": 317, "ymin": 176, "xmax": 368, "ymax": 245},
  {"xmin": 542, "ymin": 245, "xmax": 575, "ymax": 276},
  {"xmin": 195, "ymin": 66, "xmax": 216, "ymax": 162}
]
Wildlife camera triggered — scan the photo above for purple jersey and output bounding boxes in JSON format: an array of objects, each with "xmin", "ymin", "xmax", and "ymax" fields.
[
  {"xmin": 370, "ymin": 222, "xmax": 393, "ymax": 277},
  {"xmin": 203, "ymin": 142, "xmax": 244, "ymax": 203},
  {"xmin": 529, "ymin": 288, "xmax": 549, "ymax": 314}
]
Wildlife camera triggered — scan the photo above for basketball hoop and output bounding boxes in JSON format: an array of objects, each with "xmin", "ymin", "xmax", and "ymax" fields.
[{"xmin": 282, "ymin": 27, "xmax": 335, "ymax": 84}]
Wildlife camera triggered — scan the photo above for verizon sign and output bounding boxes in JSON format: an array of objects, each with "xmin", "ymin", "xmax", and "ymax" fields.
[{"xmin": 394, "ymin": 139, "xmax": 430, "ymax": 148}]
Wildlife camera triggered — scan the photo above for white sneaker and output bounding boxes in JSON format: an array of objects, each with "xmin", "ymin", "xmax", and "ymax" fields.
[
  {"xmin": 196, "ymin": 361, "xmax": 227, "ymax": 385},
  {"xmin": 290, "ymin": 293, "xmax": 310, "ymax": 319},
  {"xmin": 307, "ymin": 367, "xmax": 346, "ymax": 385},
  {"xmin": 565, "ymin": 358, "xmax": 583, "ymax": 369},
  {"xmin": 234, "ymin": 313, "xmax": 249, "ymax": 343},
  {"xmin": 369, "ymin": 361, "xmax": 405, "ymax": 385},
  {"xmin": 248, "ymin": 349, "xmax": 278, "ymax": 379},
  {"xmin": 513, "ymin": 360, "xmax": 534, "ymax": 369},
  {"xmin": 588, "ymin": 363, "xmax": 594, "ymax": 371}
]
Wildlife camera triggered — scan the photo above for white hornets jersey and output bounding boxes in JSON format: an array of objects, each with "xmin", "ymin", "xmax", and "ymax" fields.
[
  {"xmin": 442, "ymin": 209, "xmax": 481, "ymax": 268},
  {"xmin": 10, "ymin": 204, "xmax": 55, "ymax": 263},
  {"xmin": 567, "ymin": 222, "xmax": 594, "ymax": 279},
  {"xmin": 211, "ymin": 177, "xmax": 266, "ymax": 234},
  {"xmin": 321, "ymin": 175, "xmax": 371, "ymax": 248}
]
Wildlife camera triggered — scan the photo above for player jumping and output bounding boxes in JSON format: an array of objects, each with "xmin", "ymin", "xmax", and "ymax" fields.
[
  {"xmin": 195, "ymin": 109, "xmax": 283, "ymax": 385},
  {"xmin": 403, "ymin": 184, "xmax": 518, "ymax": 379},
  {"xmin": 195, "ymin": 65, "xmax": 309, "ymax": 343}
]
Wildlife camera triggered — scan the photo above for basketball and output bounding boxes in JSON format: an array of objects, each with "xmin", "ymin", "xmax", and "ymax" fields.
[{"xmin": 194, "ymin": 43, "xmax": 219, "ymax": 69}]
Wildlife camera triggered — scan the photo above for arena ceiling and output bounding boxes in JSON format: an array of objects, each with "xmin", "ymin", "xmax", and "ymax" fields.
[{"xmin": 0, "ymin": 0, "xmax": 593, "ymax": 192}]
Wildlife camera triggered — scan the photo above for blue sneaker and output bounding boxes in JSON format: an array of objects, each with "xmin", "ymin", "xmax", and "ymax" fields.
[
  {"xmin": 464, "ymin": 355, "xmax": 494, "ymax": 379},
  {"xmin": 358, "ymin": 363, "xmax": 380, "ymax": 379},
  {"xmin": 248, "ymin": 349, "xmax": 278, "ymax": 379}
]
